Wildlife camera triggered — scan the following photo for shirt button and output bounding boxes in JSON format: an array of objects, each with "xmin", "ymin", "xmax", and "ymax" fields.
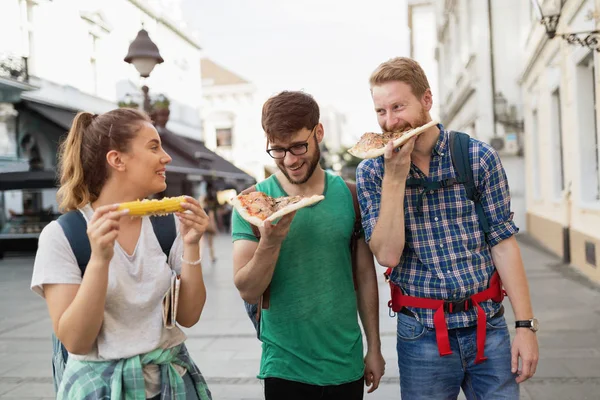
[
  {"xmin": 429, "ymin": 190, "xmax": 434, "ymax": 194},
  {"xmin": 434, "ymin": 217, "xmax": 439, "ymax": 222},
  {"xmin": 440, "ymin": 244, "xmax": 444, "ymax": 248},
  {"xmin": 440, "ymin": 152, "xmax": 445, "ymax": 156}
]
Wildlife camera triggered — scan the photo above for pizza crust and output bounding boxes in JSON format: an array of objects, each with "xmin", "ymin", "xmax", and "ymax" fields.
[
  {"xmin": 348, "ymin": 120, "xmax": 439, "ymax": 159},
  {"xmin": 231, "ymin": 193, "xmax": 325, "ymax": 227}
]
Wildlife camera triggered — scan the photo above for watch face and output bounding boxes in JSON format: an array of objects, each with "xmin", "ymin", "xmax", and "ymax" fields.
[{"xmin": 531, "ymin": 318, "xmax": 539, "ymax": 332}]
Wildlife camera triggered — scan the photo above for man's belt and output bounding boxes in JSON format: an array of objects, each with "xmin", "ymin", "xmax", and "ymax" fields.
[{"xmin": 385, "ymin": 269, "xmax": 506, "ymax": 364}]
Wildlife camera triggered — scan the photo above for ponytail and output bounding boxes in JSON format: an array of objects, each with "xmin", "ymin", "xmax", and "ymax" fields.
[
  {"xmin": 57, "ymin": 112, "xmax": 95, "ymax": 211},
  {"xmin": 56, "ymin": 108, "xmax": 150, "ymax": 212}
]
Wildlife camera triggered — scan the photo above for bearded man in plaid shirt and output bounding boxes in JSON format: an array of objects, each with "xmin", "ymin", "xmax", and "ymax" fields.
[{"xmin": 356, "ymin": 57, "xmax": 539, "ymax": 399}]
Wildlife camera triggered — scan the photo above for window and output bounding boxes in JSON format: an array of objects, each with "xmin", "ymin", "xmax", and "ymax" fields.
[
  {"xmin": 18, "ymin": 0, "xmax": 36, "ymax": 75},
  {"xmin": 550, "ymin": 89, "xmax": 565, "ymax": 199},
  {"xmin": 531, "ymin": 109, "xmax": 541, "ymax": 200},
  {"xmin": 576, "ymin": 53, "xmax": 600, "ymax": 202},
  {"xmin": 216, "ymin": 128, "xmax": 232, "ymax": 147}
]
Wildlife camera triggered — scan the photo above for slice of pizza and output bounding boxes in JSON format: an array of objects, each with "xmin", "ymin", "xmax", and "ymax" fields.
[
  {"xmin": 231, "ymin": 191, "xmax": 325, "ymax": 227},
  {"xmin": 348, "ymin": 120, "xmax": 438, "ymax": 159}
]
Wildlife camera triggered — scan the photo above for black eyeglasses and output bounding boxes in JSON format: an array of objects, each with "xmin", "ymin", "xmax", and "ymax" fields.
[{"xmin": 266, "ymin": 126, "xmax": 316, "ymax": 159}]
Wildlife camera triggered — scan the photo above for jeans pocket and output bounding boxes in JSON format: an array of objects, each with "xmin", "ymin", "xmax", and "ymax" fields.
[
  {"xmin": 397, "ymin": 313, "xmax": 427, "ymax": 341},
  {"xmin": 486, "ymin": 314, "xmax": 508, "ymax": 330}
]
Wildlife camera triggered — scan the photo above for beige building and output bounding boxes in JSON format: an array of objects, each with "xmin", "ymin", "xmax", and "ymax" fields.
[
  {"xmin": 520, "ymin": 0, "xmax": 600, "ymax": 282},
  {"xmin": 200, "ymin": 58, "xmax": 270, "ymax": 182}
]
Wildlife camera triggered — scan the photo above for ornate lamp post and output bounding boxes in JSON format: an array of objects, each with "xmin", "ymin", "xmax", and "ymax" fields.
[
  {"xmin": 124, "ymin": 28, "xmax": 164, "ymax": 114},
  {"xmin": 532, "ymin": 0, "xmax": 600, "ymax": 51}
]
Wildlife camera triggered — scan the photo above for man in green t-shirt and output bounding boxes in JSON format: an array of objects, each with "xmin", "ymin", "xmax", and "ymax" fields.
[{"xmin": 231, "ymin": 91, "xmax": 385, "ymax": 400}]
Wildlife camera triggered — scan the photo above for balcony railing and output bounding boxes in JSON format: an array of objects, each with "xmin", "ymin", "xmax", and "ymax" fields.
[{"xmin": 0, "ymin": 55, "xmax": 29, "ymax": 83}]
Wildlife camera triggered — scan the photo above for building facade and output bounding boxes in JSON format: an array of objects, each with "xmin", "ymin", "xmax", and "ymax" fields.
[
  {"xmin": 0, "ymin": 0, "xmax": 253, "ymax": 256},
  {"xmin": 200, "ymin": 58, "xmax": 272, "ymax": 182},
  {"xmin": 407, "ymin": 0, "xmax": 440, "ymax": 120},
  {"xmin": 520, "ymin": 0, "xmax": 600, "ymax": 282},
  {"xmin": 432, "ymin": 0, "xmax": 531, "ymax": 231}
]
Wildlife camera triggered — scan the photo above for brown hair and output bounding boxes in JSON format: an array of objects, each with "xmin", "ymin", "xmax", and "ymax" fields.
[
  {"xmin": 56, "ymin": 108, "xmax": 151, "ymax": 211},
  {"xmin": 261, "ymin": 91, "xmax": 320, "ymax": 141},
  {"xmin": 369, "ymin": 57, "xmax": 431, "ymax": 99}
]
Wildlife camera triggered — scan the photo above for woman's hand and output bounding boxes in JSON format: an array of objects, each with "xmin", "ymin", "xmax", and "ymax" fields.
[
  {"xmin": 176, "ymin": 197, "xmax": 210, "ymax": 245},
  {"xmin": 87, "ymin": 204, "xmax": 129, "ymax": 263}
]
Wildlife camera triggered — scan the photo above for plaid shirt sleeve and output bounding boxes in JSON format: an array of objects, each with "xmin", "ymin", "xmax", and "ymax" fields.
[
  {"xmin": 477, "ymin": 143, "xmax": 519, "ymax": 247},
  {"xmin": 356, "ymin": 158, "xmax": 383, "ymax": 243}
]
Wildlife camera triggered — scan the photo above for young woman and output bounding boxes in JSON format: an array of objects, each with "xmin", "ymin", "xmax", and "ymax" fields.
[{"xmin": 30, "ymin": 108, "xmax": 212, "ymax": 399}]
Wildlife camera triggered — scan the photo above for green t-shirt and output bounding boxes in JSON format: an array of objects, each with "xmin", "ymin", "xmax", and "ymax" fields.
[{"xmin": 231, "ymin": 171, "xmax": 364, "ymax": 386}]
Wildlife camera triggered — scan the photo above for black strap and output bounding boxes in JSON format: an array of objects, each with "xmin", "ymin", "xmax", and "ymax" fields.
[
  {"xmin": 56, "ymin": 211, "xmax": 90, "ymax": 276},
  {"xmin": 406, "ymin": 178, "xmax": 457, "ymax": 191},
  {"xmin": 150, "ymin": 215, "xmax": 176, "ymax": 259},
  {"xmin": 56, "ymin": 211, "xmax": 177, "ymax": 276},
  {"xmin": 449, "ymin": 131, "xmax": 490, "ymax": 234},
  {"xmin": 345, "ymin": 181, "xmax": 362, "ymax": 291}
]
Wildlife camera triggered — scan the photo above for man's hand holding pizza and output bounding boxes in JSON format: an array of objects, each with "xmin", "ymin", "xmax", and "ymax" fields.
[
  {"xmin": 383, "ymin": 136, "xmax": 416, "ymax": 183},
  {"xmin": 258, "ymin": 211, "xmax": 297, "ymax": 247}
]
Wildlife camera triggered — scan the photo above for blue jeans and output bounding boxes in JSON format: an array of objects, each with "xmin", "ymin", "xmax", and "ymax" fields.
[{"xmin": 396, "ymin": 311, "xmax": 519, "ymax": 400}]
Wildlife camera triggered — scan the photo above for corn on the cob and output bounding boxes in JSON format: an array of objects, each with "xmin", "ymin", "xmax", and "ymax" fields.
[{"xmin": 117, "ymin": 196, "xmax": 187, "ymax": 216}]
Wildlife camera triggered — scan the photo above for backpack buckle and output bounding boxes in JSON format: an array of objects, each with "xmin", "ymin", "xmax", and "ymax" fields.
[{"xmin": 440, "ymin": 178, "xmax": 457, "ymax": 188}]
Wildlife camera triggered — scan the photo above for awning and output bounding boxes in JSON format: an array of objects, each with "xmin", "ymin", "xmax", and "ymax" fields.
[
  {"xmin": 21, "ymin": 100, "xmax": 79, "ymax": 130},
  {"xmin": 0, "ymin": 169, "xmax": 58, "ymax": 191},
  {"xmin": 158, "ymin": 128, "xmax": 255, "ymax": 185},
  {"xmin": 15, "ymin": 99, "xmax": 256, "ymax": 186},
  {"xmin": 0, "ymin": 77, "xmax": 36, "ymax": 103}
]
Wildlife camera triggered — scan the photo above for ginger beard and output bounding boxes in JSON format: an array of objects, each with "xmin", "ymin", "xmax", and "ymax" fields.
[
  {"xmin": 381, "ymin": 108, "xmax": 430, "ymax": 136},
  {"xmin": 276, "ymin": 137, "xmax": 321, "ymax": 185}
]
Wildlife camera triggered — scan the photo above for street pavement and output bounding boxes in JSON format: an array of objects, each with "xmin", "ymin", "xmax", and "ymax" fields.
[{"xmin": 1, "ymin": 233, "xmax": 600, "ymax": 399}]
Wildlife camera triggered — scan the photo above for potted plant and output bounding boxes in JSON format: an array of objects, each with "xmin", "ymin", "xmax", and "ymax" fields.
[{"xmin": 151, "ymin": 94, "xmax": 170, "ymax": 128}]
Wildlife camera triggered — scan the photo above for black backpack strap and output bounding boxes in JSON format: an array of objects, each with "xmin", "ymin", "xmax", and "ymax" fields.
[
  {"xmin": 56, "ymin": 211, "xmax": 90, "ymax": 276},
  {"xmin": 449, "ymin": 131, "xmax": 490, "ymax": 234},
  {"xmin": 345, "ymin": 181, "xmax": 362, "ymax": 291},
  {"xmin": 150, "ymin": 214, "xmax": 177, "ymax": 259}
]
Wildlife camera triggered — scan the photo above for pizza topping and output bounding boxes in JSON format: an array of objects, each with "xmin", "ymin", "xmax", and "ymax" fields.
[
  {"xmin": 234, "ymin": 192, "xmax": 316, "ymax": 222},
  {"xmin": 273, "ymin": 196, "xmax": 302, "ymax": 210}
]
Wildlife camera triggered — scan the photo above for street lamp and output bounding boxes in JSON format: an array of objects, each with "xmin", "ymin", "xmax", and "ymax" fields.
[
  {"xmin": 494, "ymin": 92, "xmax": 524, "ymax": 131},
  {"xmin": 532, "ymin": 0, "xmax": 600, "ymax": 51},
  {"xmin": 124, "ymin": 28, "xmax": 164, "ymax": 115},
  {"xmin": 124, "ymin": 28, "xmax": 164, "ymax": 78}
]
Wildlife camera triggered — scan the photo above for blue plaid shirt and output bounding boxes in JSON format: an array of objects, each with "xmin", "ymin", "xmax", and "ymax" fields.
[{"xmin": 356, "ymin": 125, "xmax": 518, "ymax": 329}]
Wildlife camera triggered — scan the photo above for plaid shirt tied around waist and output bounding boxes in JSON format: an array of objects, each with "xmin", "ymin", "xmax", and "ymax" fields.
[
  {"xmin": 57, "ymin": 343, "xmax": 212, "ymax": 400},
  {"xmin": 356, "ymin": 125, "xmax": 518, "ymax": 329}
]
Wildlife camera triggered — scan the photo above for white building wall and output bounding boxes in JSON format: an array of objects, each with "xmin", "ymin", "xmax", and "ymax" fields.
[
  {"xmin": 434, "ymin": 0, "xmax": 529, "ymax": 231},
  {"xmin": 408, "ymin": 0, "xmax": 439, "ymax": 120},
  {"xmin": 202, "ymin": 83, "xmax": 269, "ymax": 182},
  {"xmin": 520, "ymin": 0, "xmax": 600, "ymax": 282},
  {"xmin": 0, "ymin": 0, "xmax": 203, "ymax": 139}
]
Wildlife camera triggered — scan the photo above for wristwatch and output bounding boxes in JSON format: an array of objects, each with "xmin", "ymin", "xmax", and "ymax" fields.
[{"xmin": 515, "ymin": 318, "xmax": 539, "ymax": 332}]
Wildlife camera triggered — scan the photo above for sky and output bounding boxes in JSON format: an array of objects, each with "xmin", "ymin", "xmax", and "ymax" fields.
[{"xmin": 177, "ymin": 0, "xmax": 411, "ymax": 146}]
